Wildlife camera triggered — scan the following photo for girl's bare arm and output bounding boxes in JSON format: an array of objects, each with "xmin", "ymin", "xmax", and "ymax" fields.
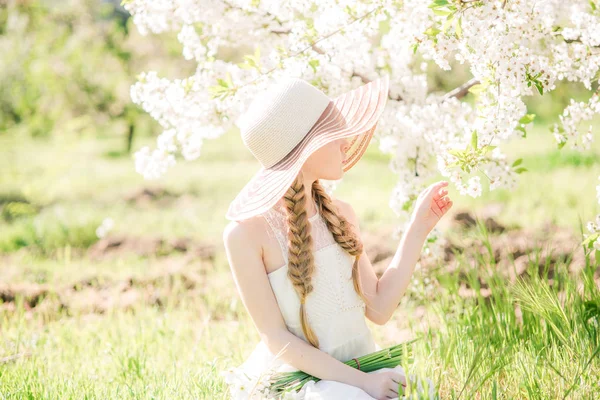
[
  {"xmin": 222, "ymin": 220, "xmax": 370, "ymax": 389},
  {"xmin": 333, "ymin": 200, "xmax": 429, "ymax": 326}
]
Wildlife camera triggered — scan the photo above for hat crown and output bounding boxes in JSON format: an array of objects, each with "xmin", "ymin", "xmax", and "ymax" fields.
[{"xmin": 238, "ymin": 78, "xmax": 331, "ymax": 169}]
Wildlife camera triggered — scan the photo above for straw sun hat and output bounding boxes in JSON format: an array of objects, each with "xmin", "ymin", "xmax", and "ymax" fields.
[{"xmin": 225, "ymin": 74, "xmax": 390, "ymax": 221}]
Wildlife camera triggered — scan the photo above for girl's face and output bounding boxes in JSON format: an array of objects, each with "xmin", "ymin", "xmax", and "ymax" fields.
[{"xmin": 301, "ymin": 137, "xmax": 351, "ymax": 181}]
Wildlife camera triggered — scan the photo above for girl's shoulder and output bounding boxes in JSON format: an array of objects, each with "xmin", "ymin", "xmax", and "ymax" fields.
[
  {"xmin": 330, "ymin": 197, "xmax": 357, "ymax": 222},
  {"xmin": 222, "ymin": 214, "xmax": 271, "ymax": 252}
]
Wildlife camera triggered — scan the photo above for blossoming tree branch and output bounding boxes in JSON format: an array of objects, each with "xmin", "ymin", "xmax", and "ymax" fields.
[{"xmin": 122, "ymin": 0, "xmax": 600, "ymax": 257}]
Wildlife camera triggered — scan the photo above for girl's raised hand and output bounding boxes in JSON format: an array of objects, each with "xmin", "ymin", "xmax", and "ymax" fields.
[{"xmin": 409, "ymin": 181, "xmax": 453, "ymax": 235}]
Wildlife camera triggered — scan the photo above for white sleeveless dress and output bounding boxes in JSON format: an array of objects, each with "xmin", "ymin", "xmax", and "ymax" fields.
[{"xmin": 221, "ymin": 201, "xmax": 437, "ymax": 400}]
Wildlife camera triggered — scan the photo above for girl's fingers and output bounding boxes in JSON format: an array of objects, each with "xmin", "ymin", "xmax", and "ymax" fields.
[
  {"xmin": 421, "ymin": 181, "xmax": 448, "ymax": 202},
  {"xmin": 390, "ymin": 371, "xmax": 404, "ymax": 384},
  {"xmin": 429, "ymin": 182, "xmax": 449, "ymax": 200},
  {"xmin": 436, "ymin": 197, "xmax": 449, "ymax": 208},
  {"xmin": 435, "ymin": 188, "xmax": 448, "ymax": 197},
  {"xmin": 387, "ymin": 387, "xmax": 399, "ymax": 398}
]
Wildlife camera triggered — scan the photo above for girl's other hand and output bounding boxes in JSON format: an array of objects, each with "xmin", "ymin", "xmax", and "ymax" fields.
[
  {"xmin": 360, "ymin": 369, "xmax": 407, "ymax": 399},
  {"xmin": 409, "ymin": 180, "xmax": 453, "ymax": 235}
]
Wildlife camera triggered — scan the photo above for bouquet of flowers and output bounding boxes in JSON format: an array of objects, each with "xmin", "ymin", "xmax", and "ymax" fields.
[{"xmin": 266, "ymin": 338, "xmax": 420, "ymax": 397}]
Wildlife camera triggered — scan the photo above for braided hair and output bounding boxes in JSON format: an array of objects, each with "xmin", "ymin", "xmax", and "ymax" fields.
[{"xmin": 282, "ymin": 173, "xmax": 367, "ymax": 348}]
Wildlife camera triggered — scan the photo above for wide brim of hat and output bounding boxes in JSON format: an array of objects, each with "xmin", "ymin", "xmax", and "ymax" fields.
[{"xmin": 225, "ymin": 74, "xmax": 390, "ymax": 221}]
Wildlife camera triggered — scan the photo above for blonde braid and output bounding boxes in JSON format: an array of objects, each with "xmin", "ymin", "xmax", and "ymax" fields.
[
  {"xmin": 311, "ymin": 180, "xmax": 367, "ymax": 304},
  {"xmin": 283, "ymin": 175, "xmax": 319, "ymax": 348}
]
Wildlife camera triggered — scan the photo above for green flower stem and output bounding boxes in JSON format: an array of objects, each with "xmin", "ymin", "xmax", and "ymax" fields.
[{"xmin": 268, "ymin": 338, "xmax": 420, "ymax": 395}]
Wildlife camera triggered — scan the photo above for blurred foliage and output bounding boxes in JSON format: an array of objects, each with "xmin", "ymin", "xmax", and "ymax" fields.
[
  {"xmin": 0, "ymin": 215, "xmax": 100, "ymax": 254},
  {"xmin": 0, "ymin": 0, "xmax": 194, "ymax": 152}
]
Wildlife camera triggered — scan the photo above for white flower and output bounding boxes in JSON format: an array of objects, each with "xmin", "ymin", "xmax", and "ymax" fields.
[
  {"xmin": 466, "ymin": 176, "xmax": 482, "ymax": 198},
  {"xmin": 134, "ymin": 146, "xmax": 176, "ymax": 180},
  {"xmin": 489, "ymin": 176, "xmax": 502, "ymax": 191},
  {"xmin": 122, "ymin": 0, "xmax": 600, "ymax": 236},
  {"xmin": 95, "ymin": 217, "xmax": 114, "ymax": 239},
  {"xmin": 220, "ymin": 366, "xmax": 275, "ymax": 400},
  {"xmin": 156, "ymin": 129, "xmax": 178, "ymax": 153}
]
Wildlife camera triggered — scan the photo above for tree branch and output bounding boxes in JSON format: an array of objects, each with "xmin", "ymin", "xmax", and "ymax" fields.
[
  {"xmin": 443, "ymin": 78, "xmax": 480, "ymax": 101},
  {"xmin": 552, "ymin": 31, "xmax": 600, "ymax": 48},
  {"xmin": 228, "ymin": 5, "xmax": 384, "ymax": 92},
  {"xmin": 311, "ymin": 44, "xmax": 402, "ymax": 101},
  {"xmin": 311, "ymin": 45, "xmax": 371, "ymax": 85}
]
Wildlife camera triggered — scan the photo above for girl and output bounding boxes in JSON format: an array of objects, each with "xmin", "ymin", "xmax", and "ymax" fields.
[{"xmin": 222, "ymin": 74, "xmax": 451, "ymax": 399}]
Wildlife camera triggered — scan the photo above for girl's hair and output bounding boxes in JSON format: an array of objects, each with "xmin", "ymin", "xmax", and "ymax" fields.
[{"xmin": 282, "ymin": 173, "xmax": 367, "ymax": 348}]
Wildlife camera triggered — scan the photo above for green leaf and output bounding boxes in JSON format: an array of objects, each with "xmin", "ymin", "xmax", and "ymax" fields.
[
  {"xmin": 216, "ymin": 78, "xmax": 229, "ymax": 88},
  {"xmin": 441, "ymin": 14, "xmax": 455, "ymax": 33},
  {"xmin": 481, "ymin": 145, "xmax": 496, "ymax": 154},
  {"xmin": 448, "ymin": 149, "xmax": 464, "ymax": 158},
  {"xmin": 535, "ymin": 81, "xmax": 544, "ymax": 95},
  {"xmin": 514, "ymin": 167, "xmax": 528, "ymax": 174},
  {"xmin": 456, "ymin": 16, "xmax": 463, "ymax": 38},
  {"xmin": 429, "ymin": 0, "xmax": 449, "ymax": 7},
  {"xmin": 411, "ymin": 43, "xmax": 420, "ymax": 54},
  {"xmin": 591, "ymin": 1, "xmax": 597, "ymax": 11},
  {"xmin": 582, "ymin": 233, "xmax": 599, "ymax": 247},
  {"xmin": 468, "ymin": 83, "xmax": 485, "ymax": 96},
  {"xmin": 239, "ymin": 48, "xmax": 261, "ymax": 70},
  {"xmin": 515, "ymin": 125, "xmax": 527, "ymax": 138},
  {"xmin": 183, "ymin": 78, "xmax": 195, "ymax": 94},
  {"xmin": 207, "ymin": 85, "xmax": 229, "ymax": 100},
  {"xmin": 519, "ymin": 114, "xmax": 536, "ymax": 124},
  {"xmin": 558, "ymin": 141, "xmax": 567, "ymax": 150},
  {"xmin": 433, "ymin": 8, "xmax": 454, "ymax": 16},
  {"xmin": 424, "ymin": 27, "xmax": 441, "ymax": 37},
  {"xmin": 308, "ymin": 59, "xmax": 320, "ymax": 73},
  {"xmin": 471, "ymin": 130, "xmax": 478, "ymax": 150},
  {"xmin": 512, "ymin": 158, "xmax": 523, "ymax": 167}
]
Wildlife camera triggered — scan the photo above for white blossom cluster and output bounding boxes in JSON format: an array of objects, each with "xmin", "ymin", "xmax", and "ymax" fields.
[
  {"xmin": 95, "ymin": 217, "xmax": 114, "ymax": 239},
  {"xmin": 220, "ymin": 364, "xmax": 314, "ymax": 400},
  {"xmin": 123, "ymin": 0, "xmax": 600, "ymax": 245},
  {"xmin": 584, "ymin": 213, "xmax": 600, "ymax": 251},
  {"xmin": 220, "ymin": 366, "xmax": 274, "ymax": 400},
  {"xmin": 552, "ymin": 92, "xmax": 600, "ymax": 253},
  {"xmin": 552, "ymin": 93, "xmax": 600, "ymax": 152},
  {"xmin": 588, "ymin": 175, "xmax": 600, "ymax": 252}
]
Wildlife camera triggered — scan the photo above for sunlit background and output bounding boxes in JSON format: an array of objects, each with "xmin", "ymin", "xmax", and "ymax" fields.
[{"xmin": 1, "ymin": 1, "xmax": 599, "ymax": 398}]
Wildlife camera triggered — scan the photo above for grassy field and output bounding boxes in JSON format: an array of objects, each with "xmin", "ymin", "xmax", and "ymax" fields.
[{"xmin": 0, "ymin": 124, "xmax": 599, "ymax": 399}]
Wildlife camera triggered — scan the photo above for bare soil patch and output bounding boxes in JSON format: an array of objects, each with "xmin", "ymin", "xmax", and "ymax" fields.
[{"xmin": 2, "ymin": 206, "xmax": 597, "ymax": 317}]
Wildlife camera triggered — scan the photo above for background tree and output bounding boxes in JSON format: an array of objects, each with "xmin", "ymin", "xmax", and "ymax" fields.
[{"xmin": 122, "ymin": 0, "xmax": 600, "ymax": 259}]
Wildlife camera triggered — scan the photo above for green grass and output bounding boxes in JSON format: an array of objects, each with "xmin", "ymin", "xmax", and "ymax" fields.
[
  {"xmin": 0, "ymin": 123, "xmax": 599, "ymax": 399},
  {"xmin": 1, "ymin": 225, "xmax": 598, "ymax": 399}
]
